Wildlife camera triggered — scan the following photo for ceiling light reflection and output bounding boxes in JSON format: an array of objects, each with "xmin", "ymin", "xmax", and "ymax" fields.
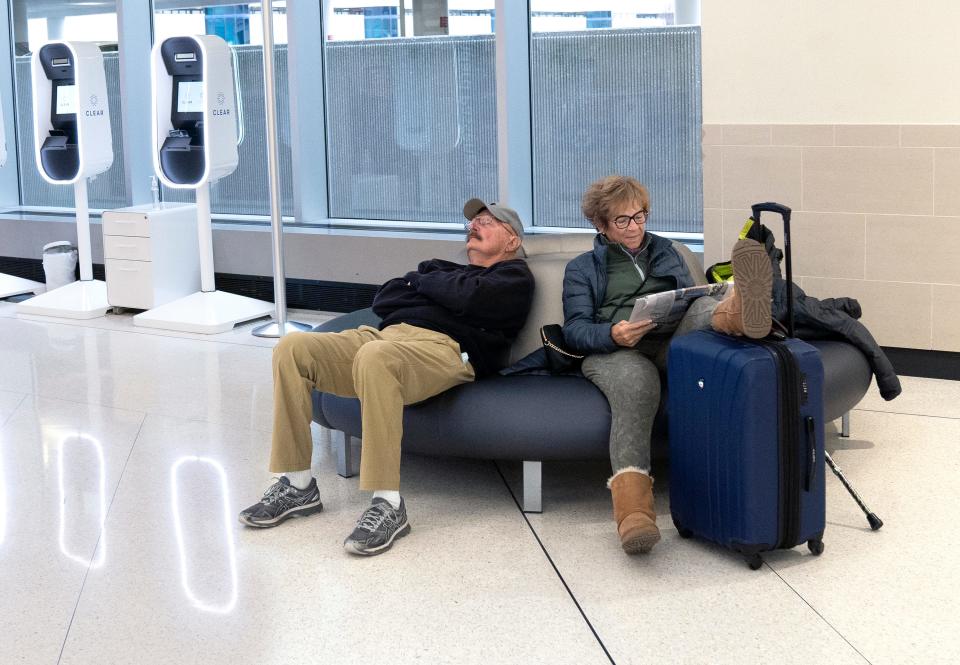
[
  {"xmin": 58, "ymin": 432, "xmax": 107, "ymax": 568},
  {"xmin": 170, "ymin": 456, "xmax": 238, "ymax": 614}
]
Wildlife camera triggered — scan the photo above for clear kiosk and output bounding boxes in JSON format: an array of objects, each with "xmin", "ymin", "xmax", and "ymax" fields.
[
  {"xmin": 0, "ymin": 92, "xmax": 44, "ymax": 299},
  {"xmin": 16, "ymin": 41, "xmax": 112, "ymax": 319},
  {"xmin": 134, "ymin": 35, "xmax": 272, "ymax": 334}
]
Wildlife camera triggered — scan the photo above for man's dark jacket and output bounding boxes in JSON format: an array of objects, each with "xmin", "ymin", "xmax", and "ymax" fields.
[{"xmin": 373, "ymin": 258, "xmax": 534, "ymax": 377}]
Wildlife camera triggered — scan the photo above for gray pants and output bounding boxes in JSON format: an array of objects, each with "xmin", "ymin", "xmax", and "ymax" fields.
[{"xmin": 581, "ymin": 296, "xmax": 721, "ymax": 474}]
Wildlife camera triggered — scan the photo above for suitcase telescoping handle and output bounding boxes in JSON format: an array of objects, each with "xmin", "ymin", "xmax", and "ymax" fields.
[{"xmin": 750, "ymin": 202, "xmax": 794, "ymax": 337}]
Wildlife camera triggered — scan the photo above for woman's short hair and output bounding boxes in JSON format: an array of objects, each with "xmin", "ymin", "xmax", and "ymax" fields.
[{"xmin": 581, "ymin": 175, "xmax": 650, "ymax": 231}]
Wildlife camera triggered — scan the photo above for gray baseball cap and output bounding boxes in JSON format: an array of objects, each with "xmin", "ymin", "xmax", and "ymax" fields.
[{"xmin": 463, "ymin": 198, "xmax": 525, "ymax": 238}]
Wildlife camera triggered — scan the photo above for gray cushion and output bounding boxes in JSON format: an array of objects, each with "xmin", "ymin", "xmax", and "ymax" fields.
[{"xmin": 510, "ymin": 252, "xmax": 574, "ymax": 363}]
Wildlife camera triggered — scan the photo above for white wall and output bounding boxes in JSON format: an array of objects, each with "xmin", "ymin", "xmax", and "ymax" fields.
[{"xmin": 702, "ymin": 0, "xmax": 960, "ymax": 124}]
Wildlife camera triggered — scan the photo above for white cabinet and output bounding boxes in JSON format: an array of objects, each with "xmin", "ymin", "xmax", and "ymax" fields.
[{"xmin": 102, "ymin": 203, "xmax": 199, "ymax": 310}]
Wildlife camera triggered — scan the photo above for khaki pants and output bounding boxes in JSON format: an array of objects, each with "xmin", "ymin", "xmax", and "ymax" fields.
[{"xmin": 269, "ymin": 324, "xmax": 475, "ymax": 490}]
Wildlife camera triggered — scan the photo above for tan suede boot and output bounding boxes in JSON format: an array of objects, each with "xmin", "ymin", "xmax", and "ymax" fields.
[
  {"xmin": 608, "ymin": 468, "xmax": 660, "ymax": 554},
  {"xmin": 711, "ymin": 238, "xmax": 773, "ymax": 339}
]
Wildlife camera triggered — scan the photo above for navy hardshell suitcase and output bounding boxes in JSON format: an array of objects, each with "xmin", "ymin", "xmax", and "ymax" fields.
[
  {"xmin": 667, "ymin": 202, "xmax": 827, "ymax": 569},
  {"xmin": 667, "ymin": 331, "xmax": 826, "ymax": 568}
]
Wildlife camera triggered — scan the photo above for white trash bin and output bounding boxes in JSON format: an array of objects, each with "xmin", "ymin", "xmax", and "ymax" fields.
[{"xmin": 42, "ymin": 241, "xmax": 78, "ymax": 292}]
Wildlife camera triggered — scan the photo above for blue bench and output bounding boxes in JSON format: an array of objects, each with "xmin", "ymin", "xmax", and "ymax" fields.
[{"xmin": 311, "ymin": 238, "xmax": 872, "ymax": 511}]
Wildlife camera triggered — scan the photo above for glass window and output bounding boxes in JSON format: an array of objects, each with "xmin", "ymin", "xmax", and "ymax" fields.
[
  {"xmin": 364, "ymin": 7, "xmax": 399, "ymax": 39},
  {"xmin": 10, "ymin": 0, "xmax": 127, "ymax": 210},
  {"xmin": 323, "ymin": 1, "xmax": 497, "ymax": 223},
  {"xmin": 153, "ymin": 2, "xmax": 293, "ymax": 217},
  {"xmin": 530, "ymin": 0, "xmax": 676, "ymax": 32},
  {"xmin": 585, "ymin": 11, "xmax": 613, "ymax": 30},
  {"xmin": 529, "ymin": 2, "xmax": 703, "ymax": 234},
  {"xmin": 325, "ymin": 2, "xmax": 496, "ymax": 43}
]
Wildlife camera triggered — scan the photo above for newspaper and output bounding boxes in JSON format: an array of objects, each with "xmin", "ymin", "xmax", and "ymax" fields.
[{"xmin": 629, "ymin": 283, "xmax": 730, "ymax": 328}]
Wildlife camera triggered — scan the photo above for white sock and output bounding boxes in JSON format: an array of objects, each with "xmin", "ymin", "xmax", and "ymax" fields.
[
  {"xmin": 372, "ymin": 490, "xmax": 401, "ymax": 509},
  {"xmin": 283, "ymin": 469, "xmax": 314, "ymax": 490}
]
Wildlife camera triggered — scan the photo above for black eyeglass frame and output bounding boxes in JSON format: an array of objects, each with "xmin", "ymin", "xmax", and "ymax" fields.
[{"xmin": 609, "ymin": 210, "xmax": 650, "ymax": 229}]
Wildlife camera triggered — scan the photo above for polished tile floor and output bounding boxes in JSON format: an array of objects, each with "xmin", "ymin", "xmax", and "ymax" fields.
[{"xmin": 1, "ymin": 300, "xmax": 957, "ymax": 664}]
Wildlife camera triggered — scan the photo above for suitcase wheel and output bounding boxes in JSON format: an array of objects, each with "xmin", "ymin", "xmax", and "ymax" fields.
[
  {"xmin": 807, "ymin": 538, "xmax": 825, "ymax": 556},
  {"xmin": 677, "ymin": 526, "xmax": 693, "ymax": 539},
  {"xmin": 747, "ymin": 554, "xmax": 764, "ymax": 570}
]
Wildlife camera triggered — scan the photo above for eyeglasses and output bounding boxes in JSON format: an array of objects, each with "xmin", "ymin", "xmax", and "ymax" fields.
[
  {"xmin": 610, "ymin": 210, "xmax": 648, "ymax": 229},
  {"xmin": 465, "ymin": 214, "xmax": 517, "ymax": 236}
]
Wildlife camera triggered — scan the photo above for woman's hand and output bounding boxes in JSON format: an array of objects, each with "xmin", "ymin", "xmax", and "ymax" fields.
[{"xmin": 611, "ymin": 319, "xmax": 657, "ymax": 347}]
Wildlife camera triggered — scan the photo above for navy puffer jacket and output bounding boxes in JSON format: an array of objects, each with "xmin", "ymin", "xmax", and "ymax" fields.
[{"xmin": 562, "ymin": 233, "xmax": 696, "ymax": 355}]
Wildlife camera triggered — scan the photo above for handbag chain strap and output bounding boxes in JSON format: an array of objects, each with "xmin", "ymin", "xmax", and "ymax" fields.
[{"xmin": 541, "ymin": 328, "xmax": 585, "ymax": 359}]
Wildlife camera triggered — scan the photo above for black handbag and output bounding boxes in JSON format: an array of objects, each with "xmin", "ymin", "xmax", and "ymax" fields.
[{"xmin": 540, "ymin": 324, "xmax": 584, "ymax": 374}]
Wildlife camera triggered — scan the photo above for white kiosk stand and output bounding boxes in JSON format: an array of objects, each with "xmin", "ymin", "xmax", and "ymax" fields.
[
  {"xmin": 0, "ymin": 97, "xmax": 44, "ymax": 299},
  {"xmin": 134, "ymin": 35, "xmax": 272, "ymax": 334},
  {"xmin": 16, "ymin": 41, "xmax": 112, "ymax": 318}
]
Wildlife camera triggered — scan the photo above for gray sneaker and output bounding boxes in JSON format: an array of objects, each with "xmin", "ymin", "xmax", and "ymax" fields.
[
  {"xmin": 343, "ymin": 497, "xmax": 411, "ymax": 556},
  {"xmin": 238, "ymin": 476, "xmax": 323, "ymax": 528}
]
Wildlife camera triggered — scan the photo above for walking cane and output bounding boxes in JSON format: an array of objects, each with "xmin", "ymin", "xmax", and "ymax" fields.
[{"xmin": 824, "ymin": 451, "xmax": 883, "ymax": 530}]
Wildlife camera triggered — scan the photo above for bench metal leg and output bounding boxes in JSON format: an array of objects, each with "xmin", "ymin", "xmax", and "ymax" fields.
[
  {"xmin": 333, "ymin": 430, "xmax": 359, "ymax": 478},
  {"xmin": 523, "ymin": 461, "xmax": 542, "ymax": 513},
  {"xmin": 840, "ymin": 412, "xmax": 851, "ymax": 438}
]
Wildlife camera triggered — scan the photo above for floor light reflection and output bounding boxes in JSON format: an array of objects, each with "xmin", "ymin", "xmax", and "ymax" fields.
[
  {"xmin": 58, "ymin": 432, "xmax": 107, "ymax": 568},
  {"xmin": 170, "ymin": 456, "xmax": 238, "ymax": 614}
]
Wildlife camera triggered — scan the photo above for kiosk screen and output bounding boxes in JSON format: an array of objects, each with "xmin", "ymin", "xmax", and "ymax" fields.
[
  {"xmin": 177, "ymin": 81, "xmax": 204, "ymax": 113},
  {"xmin": 56, "ymin": 84, "xmax": 78, "ymax": 115}
]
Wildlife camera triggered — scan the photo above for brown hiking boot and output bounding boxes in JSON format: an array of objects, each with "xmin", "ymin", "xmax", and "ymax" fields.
[
  {"xmin": 608, "ymin": 469, "xmax": 660, "ymax": 554},
  {"xmin": 711, "ymin": 238, "xmax": 773, "ymax": 339}
]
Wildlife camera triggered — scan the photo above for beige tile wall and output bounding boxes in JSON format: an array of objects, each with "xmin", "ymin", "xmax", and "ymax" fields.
[{"xmin": 703, "ymin": 124, "xmax": 960, "ymax": 352}]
